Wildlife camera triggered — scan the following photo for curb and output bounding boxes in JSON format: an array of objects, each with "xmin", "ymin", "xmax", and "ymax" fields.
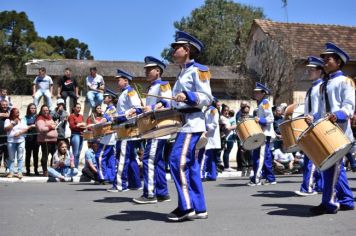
[{"xmin": 0, "ymin": 171, "xmax": 243, "ymax": 183}]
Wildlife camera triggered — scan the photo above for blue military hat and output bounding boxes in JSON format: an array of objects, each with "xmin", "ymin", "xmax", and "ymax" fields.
[
  {"xmin": 320, "ymin": 42, "xmax": 350, "ymax": 64},
  {"xmin": 115, "ymin": 69, "xmax": 133, "ymax": 81},
  {"xmin": 306, "ymin": 56, "xmax": 324, "ymax": 68},
  {"xmin": 144, "ymin": 56, "xmax": 166, "ymax": 70},
  {"xmin": 171, "ymin": 31, "xmax": 204, "ymax": 52},
  {"xmin": 254, "ymin": 82, "xmax": 271, "ymax": 94},
  {"xmin": 103, "ymin": 88, "xmax": 117, "ymax": 98}
]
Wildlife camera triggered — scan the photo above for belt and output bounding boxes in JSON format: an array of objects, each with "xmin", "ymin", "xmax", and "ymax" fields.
[{"xmin": 178, "ymin": 108, "xmax": 202, "ymax": 114}]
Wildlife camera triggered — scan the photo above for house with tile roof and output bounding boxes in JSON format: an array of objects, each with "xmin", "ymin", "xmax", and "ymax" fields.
[{"xmin": 246, "ymin": 19, "xmax": 356, "ymax": 104}]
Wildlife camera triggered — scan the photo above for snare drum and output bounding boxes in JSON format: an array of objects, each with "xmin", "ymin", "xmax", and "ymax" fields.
[
  {"xmin": 137, "ymin": 109, "xmax": 183, "ymax": 139},
  {"xmin": 83, "ymin": 130, "xmax": 94, "ymax": 141},
  {"xmin": 236, "ymin": 118, "xmax": 265, "ymax": 150},
  {"xmin": 92, "ymin": 122, "xmax": 114, "ymax": 138},
  {"xmin": 279, "ymin": 117, "xmax": 309, "ymax": 153},
  {"xmin": 113, "ymin": 117, "xmax": 140, "ymax": 140},
  {"xmin": 297, "ymin": 119, "xmax": 352, "ymax": 171}
]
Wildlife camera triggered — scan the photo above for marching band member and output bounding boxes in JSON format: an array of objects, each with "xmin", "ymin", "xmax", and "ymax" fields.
[
  {"xmin": 197, "ymin": 101, "xmax": 221, "ymax": 181},
  {"xmin": 310, "ymin": 42, "xmax": 355, "ymax": 214},
  {"xmin": 294, "ymin": 56, "xmax": 323, "ymax": 196},
  {"xmin": 167, "ymin": 31, "xmax": 213, "ymax": 221},
  {"xmin": 248, "ymin": 83, "xmax": 276, "ymax": 186},
  {"xmin": 133, "ymin": 56, "xmax": 171, "ymax": 204},
  {"xmin": 107, "ymin": 69, "xmax": 142, "ymax": 192},
  {"xmin": 95, "ymin": 90, "xmax": 117, "ymax": 185}
]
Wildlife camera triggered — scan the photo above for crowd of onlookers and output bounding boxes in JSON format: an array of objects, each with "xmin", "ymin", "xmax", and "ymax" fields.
[{"xmin": 0, "ymin": 66, "xmax": 355, "ymax": 182}]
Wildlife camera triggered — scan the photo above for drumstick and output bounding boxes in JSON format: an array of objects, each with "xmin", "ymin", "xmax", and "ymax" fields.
[{"xmin": 142, "ymin": 93, "xmax": 177, "ymax": 101}]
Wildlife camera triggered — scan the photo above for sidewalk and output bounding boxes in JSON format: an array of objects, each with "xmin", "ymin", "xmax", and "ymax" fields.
[{"xmin": 0, "ymin": 168, "xmax": 243, "ymax": 183}]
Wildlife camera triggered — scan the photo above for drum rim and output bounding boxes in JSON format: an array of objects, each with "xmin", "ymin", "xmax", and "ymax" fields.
[
  {"xmin": 318, "ymin": 142, "xmax": 352, "ymax": 171},
  {"xmin": 236, "ymin": 118, "xmax": 257, "ymax": 127},
  {"xmin": 279, "ymin": 116, "xmax": 307, "ymax": 126},
  {"xmin": 241, "ymin": 132, "xmax": 265, "ymax": 150},
  {"xmin": 139, "ymin": 124, "xmax": 181, "ymax": 139}
]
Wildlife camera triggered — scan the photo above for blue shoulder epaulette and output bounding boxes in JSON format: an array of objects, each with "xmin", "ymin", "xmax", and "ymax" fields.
[{"xmin": 193, "ymin": 62, "xmax": 209, "ymax": 72}]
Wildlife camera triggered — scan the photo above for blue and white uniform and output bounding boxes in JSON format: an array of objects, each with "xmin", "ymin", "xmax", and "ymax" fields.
[
  {"xmin": 114, "ymin": 85, "xmax": 142, "ymax": 191},
  {"xmin": 299, "ymin": 78, "xmax": 323, "ymax": 194},
  {"xmin": 250, "ymin": 84, "xmax": 276, "ymax": 185},
  {"xmin": 141, "ymin": 78, "xmax": 172, "ymax": 198},
  {"xmin": 96, "ymin": 104, "xmax": 117, "ymax": 183},
  {"xmin": 198, "ymin": 106, "xmax": 221, "ymax": 181},
  {"xmin": 170, "ymin": 59, "xmax": 213, "ymax": 214},
  {"xmin": 317, "ymin": 70, "xmax": 355, "ymax": 212}
]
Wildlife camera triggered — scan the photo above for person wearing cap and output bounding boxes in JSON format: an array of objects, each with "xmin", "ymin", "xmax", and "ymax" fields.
[
  {"xmin": 167, "ymin": 31, "xmax": 213, "ymax": 221},
  {"xmin": 132, "ymin": 56, "xmax": 171, "ymax": 204},
  {"xmin": 95, "ymin": 89, "xmax": 117, "ymax": 185},
  {"xmin": 107, "ymin": 69, "xmax": 142, "ymax": 193},
  {"xmin": 197, "ymin": 100, "xmax": 221, "ymax": 181},
  {"xmin": 235, "ymin": 101, "xmax": 253, "ymax": 177},
  {"xmin": 294, "ymin": 56, "xmax": 324, "ymax": 197},
  {"xmin": 309, "ymin": 42, "xmax": 355, "ymax": 215},
  {"xmin": 51, "ymin": 98, "xmax": 70, "ymax": 145},
  {"xmin": 247, "ymin": 82, "xmax": 276, "ymax": 186},
  {"xmin": 86, "ymin": 67, "xmax": 105, "ymax": 109}
]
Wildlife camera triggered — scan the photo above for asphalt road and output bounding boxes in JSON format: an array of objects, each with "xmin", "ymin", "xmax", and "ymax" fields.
[{"xmin": 1, "ymin": 173, "xmax": 356, "ymax": 236}]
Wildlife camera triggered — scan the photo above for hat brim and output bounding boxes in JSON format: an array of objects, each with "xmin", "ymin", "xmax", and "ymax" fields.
[{"xmin": 144, "ymin": 63, "xmax": 159, "ymax": 68}]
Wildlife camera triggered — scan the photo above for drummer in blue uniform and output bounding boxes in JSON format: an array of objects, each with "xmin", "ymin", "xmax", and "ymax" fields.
[
  {"xmin": 95, "ymin": 89, "xmax": 117, "ymax": 184},
  {"xmin": 248, "ymin": 82, "xmax": 276, "ymax": 186},
  {"xmin": 107, "ymin": 69, "xmax": 142, "ymax": 192},
  {"xmin": 294, "ymin": 56, "xmax": 323, "ymax": 196},
  {"xmin": 132, "ymin": 56, "xmax": 171, "ymax": 204},
  {"xmin": 309, "ymin": 42, "xmax": 355, "ymax": 214},
  {"xmin": 167, "ymin": 31, "xmax": 213, "ymax": 221}
]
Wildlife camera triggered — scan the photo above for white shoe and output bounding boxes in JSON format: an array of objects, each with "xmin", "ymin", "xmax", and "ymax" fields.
[
  {"xmin": 294, "ymin": 190, "xmax": 317, "ymax": 196},
  {"xmin": 247, "ymin": 181, "xmax": 261, "ymax": 186},
  {"xmin": 224, "ymin": 167, "xmax": 235, "ymax": 172}
]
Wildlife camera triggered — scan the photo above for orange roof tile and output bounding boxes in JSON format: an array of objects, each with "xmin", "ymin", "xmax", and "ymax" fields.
[{"xmin": 253, "ymin": 19, "xmax": 356, "ymax": 60}]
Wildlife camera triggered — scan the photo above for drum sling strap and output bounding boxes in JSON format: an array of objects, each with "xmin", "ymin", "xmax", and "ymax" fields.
[
  {"xmin": 306, "ymin": 87, "xmax": 312, "ymax": 114},
  {"xmin": 322, "ymin": 79, "xmax": 331, "ymax": 113}
]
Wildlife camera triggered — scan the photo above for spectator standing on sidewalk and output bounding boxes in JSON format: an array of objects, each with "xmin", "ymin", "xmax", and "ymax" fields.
[
  {"xmin": 36, "ymin": 105, "xmax": 58, "ymax": 176},
  {"xmin": 4, "ymin": 108, "xmax": 32, "ymax": 178},
  {"xmin": 0, "ymin": 100, "xmax": 10, "ymax": 172},
  {"xmin": 23, "ymin": 103, "xmax": 40, "ymax": 176}
]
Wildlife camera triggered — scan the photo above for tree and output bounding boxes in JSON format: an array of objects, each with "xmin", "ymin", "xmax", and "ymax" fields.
[
  {"xmin": 161, "ymin": 0, "xmax": 265, "ymax": 66},
  {"xmin": 46, "ymin": 36, "xmax": 94, "ymax": 60},
  {"xmin": 28, "ymin": 40, "xmax": 64, "ymax": 59}
]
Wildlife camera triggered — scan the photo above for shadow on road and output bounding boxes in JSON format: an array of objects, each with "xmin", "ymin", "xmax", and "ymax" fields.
[
  {"xmin": 94, "ymin": 197, "xmax": 133, "ymax": 203},
  {"xmin": 217, "ymin": 183, "xmax": 248, "ymax": 187},
  {"xmin": 252, "ymin": 190, "xmax": 297, "ymax": 198},
  {"xmin": 76, "ymin": 188, "xmax": 107, "ymax": 191},
  {"xmin": 262, "ymin": 203, "xmax": 316, "ymax": 217},
  {"xmin": 106, "ymin": 210, "xmax": 167, "ymax": 221}
]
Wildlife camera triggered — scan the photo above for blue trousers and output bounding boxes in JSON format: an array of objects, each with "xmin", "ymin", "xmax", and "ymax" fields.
[
  {"xmin": 96, "ymin": 144, "xmax": 116, "ymax": 182},
  {"xmin": 300, "ymin": 156, "xmax": 323, "ymax": 193},
  {"xmin": 251, "ymin": 137, "xmax": 275, "ymax": 183},
  {"xmin": 114, "ymin": 140, "xmax": 141, "ymax": 191},
  {"xmin": 321, "ymin": 159, "xmax": 354, "ymax": 212},
  {"xmin": 197, "ymin": 148, "xmax": 217, "ymax": 180},
  {"xmin": 142, "ymin": 139, "xmax": 168, "ymax": 198},
  {"xmin": 169, "ymin": 132, "xmax": 206, "ymax": 213}
]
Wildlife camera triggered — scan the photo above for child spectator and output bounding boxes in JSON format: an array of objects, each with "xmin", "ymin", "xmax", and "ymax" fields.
[
  {"xmin": 0, "ymin": 88, "xmax": 13, "ymax": 108},
  {"xmin": 47, "ymin": 140, "xmax": 78, "ymax": 182}
]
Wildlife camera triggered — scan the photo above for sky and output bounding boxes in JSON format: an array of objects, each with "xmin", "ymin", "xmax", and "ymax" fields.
[{"xmin": 1, "ymin": 0, "xmax": 355, "ymax": 62}]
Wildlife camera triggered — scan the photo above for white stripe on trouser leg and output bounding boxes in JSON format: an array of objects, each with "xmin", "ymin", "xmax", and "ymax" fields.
[
  {"xmin": 117, "ymin": 140, "xmax": 127, "ymax": 191},
  {"xmin": 98, "ymin": 145, "xmax": 106, "ymax": 180},
  {"xmin": 308, "ymin": 164, "xmax": 316, "ymax": 193},
  {"xmin": 330, "ymin": 162, "xmax": 341, "ymax": 208},
  {"xmin": 180, "ymin": 133, "xmax": 192, "ymax": 209},
  {"xmin": 200, "ymin": 150, "xmax": 206, "ymax": 179},
  {"xmin": 255, "ymin": 144, "xmax": 265, "ymax": 183},
  {"xmin": 148, "ymin": 139, "xmax": 158, "ymax": 197}
]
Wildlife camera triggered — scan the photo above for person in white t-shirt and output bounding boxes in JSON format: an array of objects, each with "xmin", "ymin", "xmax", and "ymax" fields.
[
  {"xmin": 32, "ymin": 67, "xmax": 54, "ymax": 109},
  {"xmin": 4, "ymin": 108, "xmax": 33, "ymax": 178},
  {"xmin": 86, "ymin": 67, "xmax": 105, "ymax": 108}
]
